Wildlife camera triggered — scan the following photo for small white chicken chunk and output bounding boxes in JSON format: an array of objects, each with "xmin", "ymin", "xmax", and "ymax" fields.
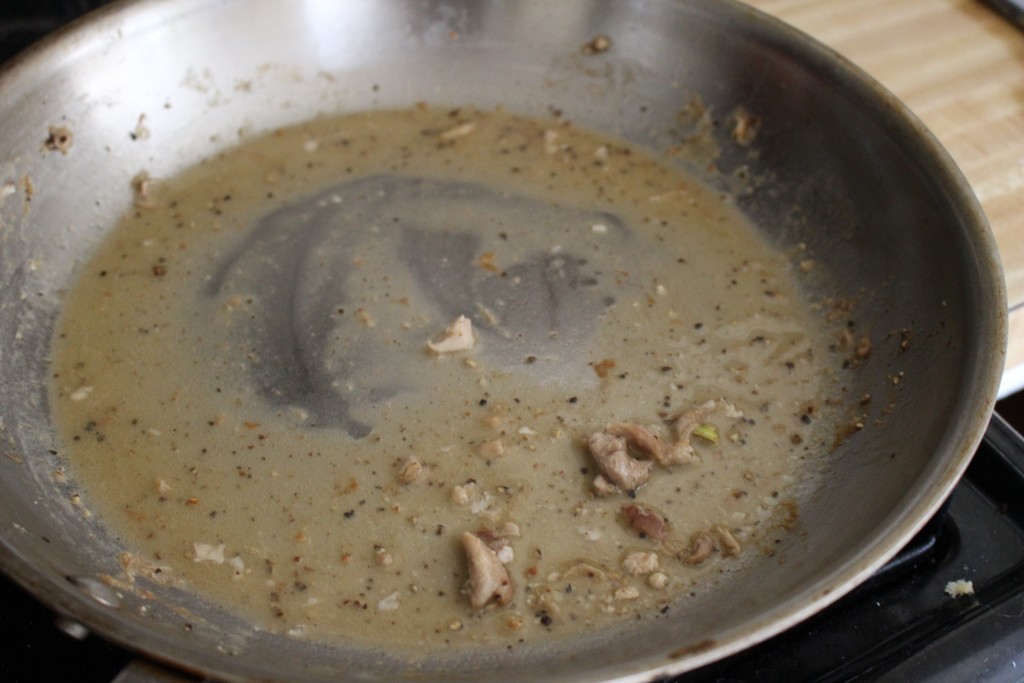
[
  {"xmin": 712, "ymin": 525, "xmax": 742, "ymax": 557},
  {"xmin": 588, "ymin": 431, "xmax": 653, "ymax": 494},
  {"xmin": 622, "ymin": 551, "xmax": 659, "ymax": 576},
  {"xmin": 427, "ymin": 315, "xmax": 476, "ymax": 354},
  {"xmin": 461, "ymin": 532, "xmax": 513, "ymax": 608}
]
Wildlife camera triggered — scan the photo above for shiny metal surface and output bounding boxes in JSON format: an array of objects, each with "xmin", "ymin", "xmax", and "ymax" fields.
[{"xmin": 0, "ymin": 0, "xmax": 1006, "ymax": 681}]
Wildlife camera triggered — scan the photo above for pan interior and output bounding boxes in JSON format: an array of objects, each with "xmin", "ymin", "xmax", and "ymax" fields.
[{"xmin": 0, "ymin": 0, "xmax": 1004, "ymax": 680}]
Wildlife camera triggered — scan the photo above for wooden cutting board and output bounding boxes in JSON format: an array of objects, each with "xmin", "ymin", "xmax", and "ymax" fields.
[{"xmin": 744, "ymin": 0, "xmax": 1024, "ymax": 395}]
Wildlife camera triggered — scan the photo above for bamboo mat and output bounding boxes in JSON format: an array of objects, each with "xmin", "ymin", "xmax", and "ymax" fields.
[{"xmin": 744, "ymin": 0, "xmax": 1024, "ymax": 395}]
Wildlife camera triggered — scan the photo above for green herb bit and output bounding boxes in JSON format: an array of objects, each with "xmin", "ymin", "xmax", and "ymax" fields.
[{"xmin": 693, "ymin": 423, "xmax": 719, "ymax": 444}]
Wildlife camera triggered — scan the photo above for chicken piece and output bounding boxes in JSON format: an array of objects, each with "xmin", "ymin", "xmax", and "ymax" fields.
[
  {"xmin": 473, "ymin": 527, "xmax": 514, "ymax": 558},
  {"xmin": 622, "ymin": 551, "xmax": 659, "ymax": 576},
  {"xmin": 622, "ymin": 504, "xmax": 668, "ymax": 540},
  {"xmin": 648, "ymin": 572, "xmax": 668, "ymax": 589},
  {"xmin": 592, "ymin": 475, "xmax": 619, "ymax": 498},
  {"xmin": 587, "ymin": 431, "xmax": 653, "ymax": 495},
  {"xmin": 462, "ymin": 532, "xmax": 513, "ymax": 608},
  {"xmin": 427, "ymin": 315, "xmax": 475, "ymax": 354},
  {"xmin": 712, "ymin": 525, "xmax": 741, "ymax": 557},
  {"xmin": 614, "ymin": 586, "xmax": 640, "ymax": 601},
  {"xmin": 672, "ymin": 399, "xmax": 744, "ymax": 463},
  {"xmin": 682, "ymin": 531, "xmax": 716, "ymax": 565},
  {"xmin": 477, "ymin": 439, "xmax": 505, "ymax": 459},
  {"xmin": 398, "ymin": 456, "xmax": 424, "ymax": 484},
  {"xmin": 606, "ymin": 423, "xmax": 689, "ymax": 467}
]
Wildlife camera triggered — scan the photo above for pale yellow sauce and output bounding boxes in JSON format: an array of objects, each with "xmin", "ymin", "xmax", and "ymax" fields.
[{"xmin": 50, "ymin": 107, "xmax": 846, "ymax": 651}]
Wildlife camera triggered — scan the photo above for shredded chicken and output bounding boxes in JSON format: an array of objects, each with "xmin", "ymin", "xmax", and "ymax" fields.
[
  {"xmin": 588, "ymin": 420, "xmax": 704, "ymax": 494},
  {"xmin": 605, "ymin": 423, "xmax": 689, "ymax": 467},
  {"xmin": 682, "ymin": 531, "xmax": 716, "ymax": 565},
  {"xmin": 461, "ymin": 532, "xmax": 513, "ymax": 608},
  {"xmin": 712, "ymin": 525, "xmax": 741, "ymax": 557},
  {"xmin": 672, "ymin": 399, "xmax": 744, "ymax": 463},
  {"xmin": 561, "ymin": 561, "xmax": 610, "ymax": 581},
  {"xmin": 587, "ymin": 431, "xmax": 653, "ymax": 494}
]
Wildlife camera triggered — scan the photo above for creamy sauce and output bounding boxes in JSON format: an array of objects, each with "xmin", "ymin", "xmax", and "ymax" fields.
[{"xmin": 50, "ymin": 107, "xmax": 847, "ymax": 651}]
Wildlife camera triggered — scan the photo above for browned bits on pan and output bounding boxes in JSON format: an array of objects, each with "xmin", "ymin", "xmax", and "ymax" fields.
[
  {"xmin": 731, "ymin": 108, "xmax": 761, "ymax": 146},
  {"xmin": 44, "ymin": 125, "xmax": 74, "ymax": 155},
  {"xmin": 592, "ymin": 358, "xmax": 617, "ymax": 378},
  {"xmin": 854, "ymin": 336, "xmax": 872, "ymax": 359},
  {"xmin": 898, "ymin": 328, "xmax": 913, "ymax": 354},
  {"xmin": 581, "ymin": 34, "xmax": 612, "ymax": 55},
  {"xmin": 478, "ymin": 251, "xmax": 500, "ymax": 273},
  {"xmin": 131, "ymin": 170, "xmax": 152, "ymax": 206},
  {"xmin": 668, "ymin": 639, "xmax": 717, "ymax": 659}
]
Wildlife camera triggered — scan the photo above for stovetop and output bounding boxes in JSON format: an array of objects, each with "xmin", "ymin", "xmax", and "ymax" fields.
[{"xmin": 4, "ymin": 3, "xmax": 1024, "ymax": 682}]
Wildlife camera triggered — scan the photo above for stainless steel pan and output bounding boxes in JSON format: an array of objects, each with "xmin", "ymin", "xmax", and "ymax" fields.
[{"xmin": 0, "ymin": 0, "xmax": 1006, "ymax": 680}]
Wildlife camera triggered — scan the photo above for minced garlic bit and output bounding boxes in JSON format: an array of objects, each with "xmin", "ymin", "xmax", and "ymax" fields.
[
  {"xmin": 439, "ymin": 122, "xmax": 476, "ymax": 141},
  {"xmin": 614, "ymin": 586, "xmax": 640, "ymax": 601},
  {"xmin": 193, "ymin": 542, "xmax": 226, "ymax": 564},
  {"xmin": 944, "ymin": 579, "xmax": 974, "ymax": 598},
  {"xmin": 374, "ymin": 546, "xmax": 394, "ymax": 567},
  {"xmin": 69, "ymin": 386, "xmax": 94, "ymax": 402},
  {"xmin": 451, "ymin": 484, "xmax": 471, "ymax": 505},
  {"xmin": 477, "ymin": 439, "xmax": 504, "ymax": 459},
  {"xmin": 648, "ymin": 572, "xmax": 668, "ymax": 590},
  {"xmin": 543, "ymin": 129, "xmax": 560, "ymax": 155},
  {"xmin": 377, "ymin": 591, "xmax": 401, "ymax": 612},
  {"xmin": 228, "ymin": 555, "xmax": 245, "ymax": 580},
  {"xmin": 427, "ymin": 315, "xmax": 475, "ymax": 354},
  {"xmin": 496, "ymin": 545, "xmax": 514, "ymax": 564}
]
